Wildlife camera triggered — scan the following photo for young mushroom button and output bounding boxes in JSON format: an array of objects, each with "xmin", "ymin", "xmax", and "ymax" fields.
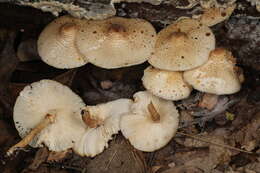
[
  {"xmin": 76, "ymin": 17, "xmax": 157, "ymax": 69},
  {"xmin": 37, "ymin": 15, "xmax": 88, "ymax": 69},
  {"xmin": 74, "ymin": 99, "xmax": 133, "ymax": 157},
  {"xmin": 120, "ymin": 91, "xmax": 179, "ymax": 152},
  {"xmin": 142, "ymin": 66, "xmax": 192, "ymax": 101},
  {"xmin": 149, "ymin": 18, "xmax": 215, "ymax": 71},
  {"xmin": 183, "ymin": 48, "xmax": 244, "ymax": 95},
  {"xmin": 7, "ymin": 80, "xmax": 86, "ymax": 155}
]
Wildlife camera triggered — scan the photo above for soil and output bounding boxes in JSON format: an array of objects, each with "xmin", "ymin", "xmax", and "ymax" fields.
[{"xmin": 0, "ymin": 1, "xmax": 259, "ymax": 173}]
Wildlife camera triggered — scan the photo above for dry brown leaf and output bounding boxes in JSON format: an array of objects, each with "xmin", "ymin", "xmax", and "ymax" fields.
[
  {"xmin": 161, "ymin": 166, "xmax": 203, "ymax": 173},
  {"xmin": 198, "ymin": 93, "xmax": 219, "ymax": 110},
  {"xmin": 28, "ymin": 147, "xmax": 49, "ymax": 170},
  {"xmin": 47, "ymin": 150, "xmax": 71, "ymax": 162}
]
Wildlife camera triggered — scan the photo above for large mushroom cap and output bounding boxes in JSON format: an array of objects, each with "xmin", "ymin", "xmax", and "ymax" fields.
[
  {"xmin": 14, "ymin": 79, "xmax": 86, "ymax": 152},
  {"xmin": 74, "ymin": 99, "xmax": 133, "ymax": 157},
  {"xmin": 148, "ymin": 18, "xmax": 215, "ymax": 71},
  {"xmin": 183, "ymin": 48, "xmax": 243, "ymax": 95},
  {"xmin": 142, "ymin": 66, "xmax": 192, "ymax": 100},
  {"xmin": 76, "ymin": 17, "xmax": 156, "ymax": 69},
  {"xmin": 37, "ymin": 15, "xmax": 88, "ymax": 69},
  {"xmin": 120, "ymin": 91, "xmax": 179, "ymax": 152}
]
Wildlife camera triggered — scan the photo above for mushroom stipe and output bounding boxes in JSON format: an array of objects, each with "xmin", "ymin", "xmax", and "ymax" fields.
[{"xmin": 7, "ymin": 113, "xmax": 56, "ymax": 156}]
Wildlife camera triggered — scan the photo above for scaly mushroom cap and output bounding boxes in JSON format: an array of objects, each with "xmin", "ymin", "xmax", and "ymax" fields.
[
  {"xmin": 120, "ymin": 91, "xmax": 179, "ymax": 152},
  {"xmin": 13, "ymin": 80, "xmax": 86, "ymax": 151},
  {"xmin": 37, "ymin": 15, "xmax": 88, "ymax": 69},
  {"xmin": 142, "ymin": 66, "xmax": 192, "ymax": 100},
  {"xmin": 148, "ymin": 18, "xmax": 215, "ymax": 71},
  {"xmin": 197, "ymin": 4, "xmax": 236, "ymax": 27},
  {"xmin": 74, "ymin": 99, "xmax": 133, "ymax": 157},
  {"xmin": 183, "ymin": 48, "xmax": 243, "ymax": 95},
  {"xmin": 76, "ymin": 17, "xmax": 156, "ymax": 69}
]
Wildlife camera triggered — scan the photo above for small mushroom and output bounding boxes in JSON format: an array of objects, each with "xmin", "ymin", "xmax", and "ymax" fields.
[
  {"xmin": 76, "ymin": 17, "xmax": 156, "ymax": 69},
  {"xmin": 183, "ymin": 48, "xmax": 243, "ymax": 95},
  {"xmin": 142, "ymin": 66, "xmax": 192, "ymax": 100},
  {"xmin": 8, "ymin": 80, "xmax": 86, "ymax": 155},
  {"xmin": 37, "ymin": 15, "xmax": 88, "ymax": 69},
  {"xmin": 196, "ymin": 4, "xmax": 236, "ymax": 27},
  {"xmin": 74, "ymin": 99, "xmax": 133, "ymax": 157},
  {"xmin": 120, "ymin": 91, "xmax": 179, "ymax": 152},
  {"xmin": 148, "ymin": 18, "xmax": 215, "ymax": 71}
]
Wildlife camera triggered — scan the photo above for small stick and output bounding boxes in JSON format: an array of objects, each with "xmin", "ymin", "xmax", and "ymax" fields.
[
  {"xmin": 148, "ymin": 102, "xmax": 160, "ymax": 122},
  {"xmin": 7, "ymin": 114, "xmax": 56, "ymax": 156},
  {"xmin": 176, "ymin": 131, "xmax": 253, "ymax": 154}
]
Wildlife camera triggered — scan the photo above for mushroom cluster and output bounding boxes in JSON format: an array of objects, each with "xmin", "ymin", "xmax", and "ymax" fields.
[
  {"xmin": 8, "ymin": 5, "xmax": 243, "ymax": 157},
  {"xmin": 38, "ymin": 15, "xmax": 156, "ymax": 69}
]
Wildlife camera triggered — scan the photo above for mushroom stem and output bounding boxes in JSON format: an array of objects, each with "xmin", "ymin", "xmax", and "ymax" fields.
[
  {"xmin": 148, "ymin": 102, "xmax": 160, "ymax": 122},
  {"xmin": 81, "ymin": 110, "xmax": 103, "ymax": 128},
  {"xmin": 7, "ymin": 114, "xmax": 56, "ymax": 156}
]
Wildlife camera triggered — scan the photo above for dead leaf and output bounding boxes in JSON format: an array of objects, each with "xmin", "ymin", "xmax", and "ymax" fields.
[
  {"xmin": 28, "ymin": 147, "xmax": 49, "ymax": 170},
  {"xmin": 47, "ymin": 150, "xmax": 71, "ymax": 163},
  {"xmin": 198, "ymin": 94, "xmax": 219, "ymax": 110},
  {"xmin": 161, "ymin": 166, "xmax": 203, "ymax": 173}
]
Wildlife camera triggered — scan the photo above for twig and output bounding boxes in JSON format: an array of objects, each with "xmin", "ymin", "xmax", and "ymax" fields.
[
  {"xmin": 176, "ymin": 131, "xmax": 253, "ymax": 154},
  {"xmin": 7, "ymin": 114, "xmax": 56, "ymax": 156}
]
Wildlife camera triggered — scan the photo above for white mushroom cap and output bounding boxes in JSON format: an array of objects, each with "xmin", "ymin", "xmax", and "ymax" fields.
[
  {"xmin": 37, "ymin": 15, "xmax": 88, "ymax": 69},
  {"xmin": 76, "ymin": 17, "xmax": 156, "ymax": 69},
  {"xmin": 196, "ymin": 4, "xmax": 236, "ymax": 27},
  {"xmin": 74, "ymin": 99, "xmax": 133, "ymax": 157},
  {"xmin": 148, "ymin": 18, "xmax": 215, "ymax": 71},
  {"xmin": 120, "ymin": 91, "xmax": 179, "ymax": 152},
  {"xmin": 13, "ymin": 79, "xmax": 86, "ymax": 152},
  {"xmin": 142, "ymin": 66, "xmax": 192, "ymax": 100},
  {"xmin": 183, "ymin": 48, "xmax": 243, "ymax": 95}
]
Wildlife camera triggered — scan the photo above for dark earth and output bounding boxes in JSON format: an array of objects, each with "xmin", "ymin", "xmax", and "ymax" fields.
[{"xmin": 0, "ymin": 0, "xmax": 259, "ymax": 173}]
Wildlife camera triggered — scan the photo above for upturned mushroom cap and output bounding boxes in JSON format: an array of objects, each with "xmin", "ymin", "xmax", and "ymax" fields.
[
  {"xmin": 76, "ymin": 17, "xmax": 156, "ymax": 69},
  {"xmin": 120, "ymin": 91, "xmax": 179, "ymax": 152},
  {"xmin": 37, "ymin": 15, "xmax": 88, "ymax": 69},
  {"xmin": 142, "ymin": 66, "xmax": 192, "ymax": 100},
  {"xmin": 183, "ymin": 48, "xmax": 243, "ymax": 95},
  {"xmin": 13, "ymin": 79, "xmax": 86, "ymax": 151},
  {"xmin": 74, "ymin": 99, "xmax": 133, "ymax": 157},
  {"xmin": 148, "ymin": 18, "xmax": 215, "ymax": 71},
  {"xmin": 197, "ymin": 4, "xmax": 236, "ymax": 27}
]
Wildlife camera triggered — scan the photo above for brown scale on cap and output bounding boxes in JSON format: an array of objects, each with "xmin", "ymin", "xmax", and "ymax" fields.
[{"xmin": 59, "ymin": 23, "xmax": 78, "ymax": 37}]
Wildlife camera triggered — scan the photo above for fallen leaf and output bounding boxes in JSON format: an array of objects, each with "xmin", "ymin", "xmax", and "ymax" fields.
[
  {"xmin": 47, "ymin": 150, "xmax": 71, "ymax": 163},
  {"xmin": 198, "ymin": 93, "xmax": 219, "ymax": 110},
  {"xmin": 28, "ymin": 147, "xmax": 49, "ymax": 170}
]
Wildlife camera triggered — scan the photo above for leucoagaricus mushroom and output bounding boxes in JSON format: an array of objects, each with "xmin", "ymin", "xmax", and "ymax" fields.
[
  {"xmin": 142, "ymin": 66, "xmax": 192, "ymax": 100},
  {"xmin": 148, "ymin": 18, "xmax": 215, "ymax": 71},
  {"xmin": 76, "ymin": 17, "xmax": 156, "ymax": 69},
  {"xmin": 120, "ymin": 91, "xmax": 179, "ymax": 152},
  {"xmin": 7, "ymin": 79, "xmax": 86, "ymax": 155},
  {"xmin": 74, "ymin": 98, "xmax": 133, "ymax": 157},
  {"xmin": 183, "ymin": 48, "xmax": 243, "ymax": 95},
  {"xmin": 37, "ymin": 15, "xmax": 88, "ymax": 69},
  {"xmin": 196, "ymin": 4, "xmax": 236, "ymax": 27}
]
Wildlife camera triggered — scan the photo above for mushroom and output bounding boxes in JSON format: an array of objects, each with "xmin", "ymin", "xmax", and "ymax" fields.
[
  {"xmin": 142, "ymin": 66, "xmax": 192, "ymax": 100},
  {"xmin": 196, "ymin": 4, "xmax": 236, "ymax": 27},
  {"xmin": 120, "ymin": 91, "xmax": 179, "ymax": 152},
  {"xmin": 76, "ymin": 17, "xmax": 156, "ymax": 69},
  {"xmin": 148, "ymin": 18, "xmax": 215, "ymax": 71},
  {"xmin": 7, "ymin": 79, "xmax": 86, "ymax": 155},
  {"xmin": 74, "ymin": 98, "xmax": 133, "ymax": 157},
  {"xmin": 37, "ymin": 15, "xmax": 88, "ymax": 69},
  {"xmin": 183, "ymin": 48, "xmax": 243, "ymax": 95}
]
